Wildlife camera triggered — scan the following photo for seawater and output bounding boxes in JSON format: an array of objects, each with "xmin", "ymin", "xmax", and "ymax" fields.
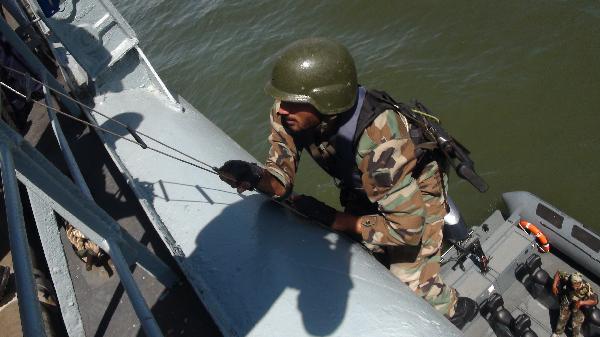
[{"xmin": 113, "ymin": 0, "xmax": 600, "ymax": 228}]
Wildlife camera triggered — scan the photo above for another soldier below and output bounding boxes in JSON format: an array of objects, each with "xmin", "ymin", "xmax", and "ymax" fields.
[
  {"xmin": 218, "ymin": 38, "xmax": 478, "ymax": 328},
  {"xmin": 551, "ymin": 271, "xmax": 598, "ymax": 337}
]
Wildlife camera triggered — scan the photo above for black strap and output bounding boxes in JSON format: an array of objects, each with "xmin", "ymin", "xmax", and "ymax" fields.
[{"xmin": 24, "ymin": 72, "xmax": 32, "ymax": 101}]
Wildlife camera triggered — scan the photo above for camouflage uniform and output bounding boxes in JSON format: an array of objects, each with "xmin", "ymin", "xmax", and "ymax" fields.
[
  {"xmin": 265, "ymin": 95, "xmax": 458, "ymax": 317},
  {"xmin": 555, "ymin": 272, "xmax": 597, "ymax": 336}
]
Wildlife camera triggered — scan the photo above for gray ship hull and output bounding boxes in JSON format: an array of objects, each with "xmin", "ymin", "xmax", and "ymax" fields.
[{"xmin": 15, "ymin": 0, "xmax": 463, "ymax": 336}]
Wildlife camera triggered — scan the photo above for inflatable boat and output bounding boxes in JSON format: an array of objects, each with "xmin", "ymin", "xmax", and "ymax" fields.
[{"xmin": 441, "ymin": 191, "xmax": 600, "ymax": 337}]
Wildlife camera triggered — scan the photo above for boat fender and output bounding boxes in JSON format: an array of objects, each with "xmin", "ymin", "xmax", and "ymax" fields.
[
  {"xmin": 518, "ymin": 220, "xmax": 550, "ymax": 253},
  {"xmin": 586, "ymin": 307, "xmax": 600, "ymax": 326},
  {"xmin": 511, "ymin": 314, "xmax": 533, "ymax": 335}
]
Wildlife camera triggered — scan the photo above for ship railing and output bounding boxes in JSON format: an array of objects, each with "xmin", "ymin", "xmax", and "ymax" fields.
[
  {"xmin": 0, "ymin": 117, "xmax": 176, "ymax": 337},
  {"xmin": 1, "ymin": 4, "xmax": 178, "ymax": 336}
]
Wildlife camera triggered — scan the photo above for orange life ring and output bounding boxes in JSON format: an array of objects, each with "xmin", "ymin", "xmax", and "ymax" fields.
[{"xmin": 519, "ymin": 220, "xmax": 550, "ymax": 253}]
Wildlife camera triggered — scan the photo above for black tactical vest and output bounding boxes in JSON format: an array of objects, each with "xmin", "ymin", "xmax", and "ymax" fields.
[{"xmin": 296, "ymin": 87, "xmax": 404, "ymax": 212}]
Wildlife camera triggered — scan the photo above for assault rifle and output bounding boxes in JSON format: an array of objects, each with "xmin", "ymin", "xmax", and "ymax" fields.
[
  {"xmin": 379, "ymin": 93, "xmax": 488, "ymax": 193},
  {"xmin": 451, "ymin": 236, "xmax": 490, "ymax": 273}
]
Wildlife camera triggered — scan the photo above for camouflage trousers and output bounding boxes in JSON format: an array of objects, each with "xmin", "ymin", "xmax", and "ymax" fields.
[
  {"xmin": 387, "ymin": 218, "xmax": 458, "ymax": 317},
  {"xmin": 555, "ymin": 304, "xmax": 585, "ymax": 336}
]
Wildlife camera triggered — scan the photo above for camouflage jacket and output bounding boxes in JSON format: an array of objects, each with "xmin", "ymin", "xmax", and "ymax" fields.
[
  {"xmin": 265, "ymin": 90, "xmax": 447, "ymax": 247},
  {"xmin": 558, "ymin": 272, "xmax": 597, "ymax": 306}
]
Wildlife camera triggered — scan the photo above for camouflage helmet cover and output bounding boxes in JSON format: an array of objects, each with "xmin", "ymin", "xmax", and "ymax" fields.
[
  {"xmin": 571, "ymin": 272, "xmax": 583, "ymax": 285},
  {"xmin": 265, "ymin": 37, "xmax": 358, "ymax": 115}
]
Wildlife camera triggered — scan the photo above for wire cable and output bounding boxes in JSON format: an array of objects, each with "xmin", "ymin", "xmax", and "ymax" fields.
[
  {"xmin": 1, "ymin": 64, "xmax": 218, "ymax": 172},
  {"xmin": 0, "ymin": 80, "xmax": 218, "ymax": 175}
]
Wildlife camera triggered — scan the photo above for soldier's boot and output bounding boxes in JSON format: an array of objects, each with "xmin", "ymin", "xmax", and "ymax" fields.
[
  {"xmin": 449, "ymin": 297, "xmax": 479, "ymax": 329},
  {"xmin": 0, "ymin": 265, "xmax": 10, "ymax": 301}
]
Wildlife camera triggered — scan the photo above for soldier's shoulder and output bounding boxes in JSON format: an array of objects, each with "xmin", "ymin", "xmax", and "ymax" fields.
[{"xmin": 357, "ymin": 110, "xmax": 409, "ymax": 150}]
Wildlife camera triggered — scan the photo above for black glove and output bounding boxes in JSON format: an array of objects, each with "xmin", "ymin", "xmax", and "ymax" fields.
[
  {"xmin": 218, "ymin": 160, "xmax": 264, "ymax": 192},
  {"xmin": 290, "ymin": 195, "xmax": 337, "ymax": 227}
]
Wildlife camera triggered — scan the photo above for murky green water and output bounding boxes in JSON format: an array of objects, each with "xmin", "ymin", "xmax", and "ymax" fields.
[{"xmin": 113, "ymin": 0, "xmax": 600, "ymax": 228}]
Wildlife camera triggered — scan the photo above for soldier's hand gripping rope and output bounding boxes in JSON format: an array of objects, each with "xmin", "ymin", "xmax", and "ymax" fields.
[
  {"xmin": 216, "ymin": 161, "xmax": 305, "ymax": 217},
  {"xmin": 217, "ymin": 160, "xmax": 264, "ymax": 193}
]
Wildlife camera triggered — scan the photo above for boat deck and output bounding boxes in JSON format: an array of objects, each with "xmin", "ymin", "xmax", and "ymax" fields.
[{"xmin": 441, "ymin": 209, "xmax": 600, "ymax": 337}]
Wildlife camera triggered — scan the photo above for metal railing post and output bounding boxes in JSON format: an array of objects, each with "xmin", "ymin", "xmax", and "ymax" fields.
[
  {"xmin": 0, "ymin": 0, "xmax": 31, "ymax": 28},
  {"xmin": 108, "ymin": 242, "xmax": 164, "ymax": 337},
  {"xmin": 0, "ymin": 120, "xmax": 177, "ymax": 336},
  {"xmin": 28, "ymin": 190, "xmax": 86, "ymax": 337},
  {"xmin": 43, "ymin": 80, "xmax": 93, "ymax": 200},
  {"xmin": 0, "ymin": 144, "xmax": 48, "ymax": 337}
]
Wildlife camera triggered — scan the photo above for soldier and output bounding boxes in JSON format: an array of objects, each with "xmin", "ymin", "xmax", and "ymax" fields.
[
  {"xmin": 551, "ymin": 271, "xmax": 598, "ymax": 337},
  {"xmin": 218, "ymin": 38, "xmax": 478, "ymax": 328}
]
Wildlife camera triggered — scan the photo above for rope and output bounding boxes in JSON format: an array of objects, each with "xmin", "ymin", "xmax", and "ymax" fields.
[
  {"xmin": 1, "ymin": 64, "xmax": 219, "ymax": 173},
  {"xmin": 0, "ymin": 79, "xmax": 219, "ymax": 175}
]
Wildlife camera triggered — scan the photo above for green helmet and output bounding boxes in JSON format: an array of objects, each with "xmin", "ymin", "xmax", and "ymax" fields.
[{"xmin": 265, "ymin": 38, "xmax": 358, "ymax": 115}]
